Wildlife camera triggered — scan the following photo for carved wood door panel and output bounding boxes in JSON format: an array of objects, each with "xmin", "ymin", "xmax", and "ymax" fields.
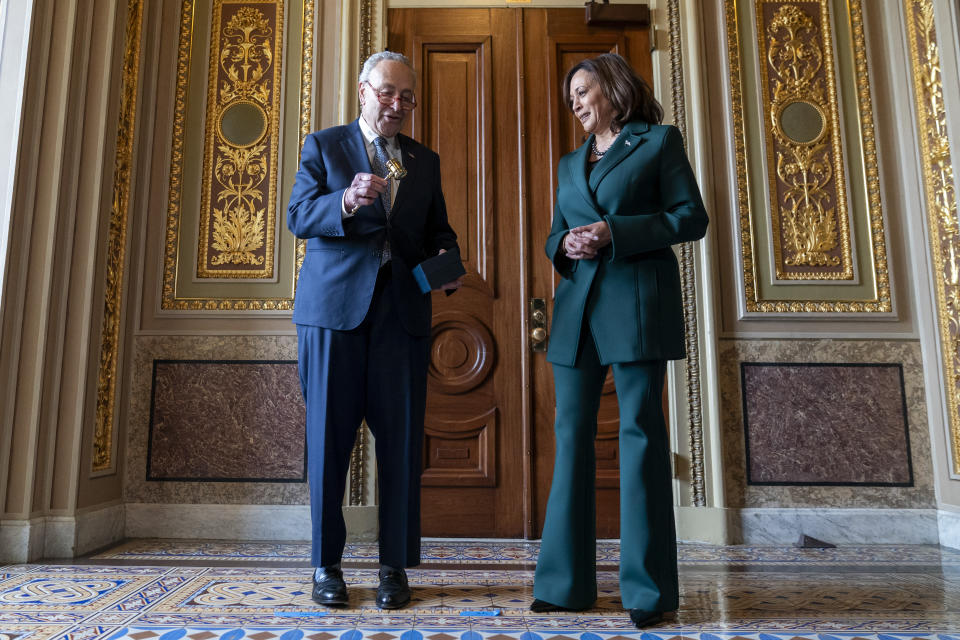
[
  {"xmin": 389, "ymin": 9, "xmax": 525, "ymax": 537},
  {"xmin": 389, "ymin": 7, "xmax": 654, "ymax": 539}
]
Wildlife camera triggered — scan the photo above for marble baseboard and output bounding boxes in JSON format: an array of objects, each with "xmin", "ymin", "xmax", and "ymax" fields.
[
  {"xmin": 734, "ymin": 507, "xmax": 938, "ymax": 544},
  {"xmin": 938, "ymin": 508, "xmax": 960, "ymax": 549},
  {"xmin": 0, "ymin": 518, "xmax": 35, "ymax": 563},
  {"xmin": 76, "ymin": 502, "xmax": 126, "ymax": 556},
  {"xmin": 124, "ymin": 503, "xmax": 377, "ymax": 542},
  {"xmin": 676, "ymin": 506, "xmax": 731, "ymax": 544},
  {"xmin": 0, "ymin": 505, "xmax": 125, "ymax": 561},
  {"xmin": 42, "ymin": 517, "xmax": 77, "ymax": 558},
  {"xmin": 0, "ymin": 515, "xmax": 78, "ymax": 562},
  {"xmin": 5, "ymin": 502, "xmax": 372, "ymax": 561}
]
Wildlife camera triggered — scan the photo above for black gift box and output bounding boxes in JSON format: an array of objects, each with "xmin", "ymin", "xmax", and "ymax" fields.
[{"xmin": 412, "ymin": 249, "xmax": 466, "ymax": 294}]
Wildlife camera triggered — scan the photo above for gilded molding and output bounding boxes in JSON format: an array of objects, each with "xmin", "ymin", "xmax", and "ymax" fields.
[
  {"xmin": 93, "ymin": 0, "xmax": 144, "ymax": 472},
  {"xmin": 162, "ymin": 0, "xmax": 313, "ymax": 310},
  {"xmin": 349, "ymin": 0, "xmax": 376, "ymax": 508},
  {"xmin": 669, "ymin": 0, "xmax": 705, "ymax": 507},
  {"xmin": 757, "ymin": 1, "xmax": 853, "ymax": 280},
  {"xmin": 197, "ymin": 1, "xmax": 284, "ymax": 279},
  {"xmin": 295, "ymin": 0, "xmax": 313, "ymax": 276},
  {"xmin": 161, "ymin": 0, "xmax": 194, "ymax": 309},
  {"xmin": 359, "ymin": 0, "xmax": 373, "ymax": 69},
  {"xmin": 727, "ymin": 0, "xmax": 892, "ymax": 312},
  {"xmin": 905, "ymin": 0, "xmax": 960, "ymax": 473},
  {"xmin": 298, "ymin": 0, "xmax": 313, "ymax": 149}
]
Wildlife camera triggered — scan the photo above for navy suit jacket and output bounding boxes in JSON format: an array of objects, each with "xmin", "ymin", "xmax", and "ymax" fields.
[{"xmin": 287, "ymin": 120, "xmax": 458, "ymax": 336}]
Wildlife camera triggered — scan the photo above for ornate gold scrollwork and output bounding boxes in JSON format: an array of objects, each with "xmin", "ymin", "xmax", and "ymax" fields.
[
  {"xmin": 294, "ymin": 1, "xmax": 313, "ymax": 279},
  {"xmin": 198, "ymin": 2, "xmax": 283, "ymax": 278},
  {"xmin": 760, "ymin": 2, "xmax": 852, "ymax": 279},
  {"xmin": 906, "ymin": 0, "xmax": 960, "ymax": 473},
  {"xmin": 162, "ymin": 0, "xmax": 313, "ymax": 309},
  {"xmin": 348, "ymin": 0, "xmax": 376, "ymax": 509},
  {"xmin": 728, "ymin": 0, "xmax": 891, "ymax": 312},
  {"xmin": 93, "ymin": 0, "xmax": 143, "ymax": 473},
  {"xmin": 209, "ymin": 142, "xmax": 268, "ymax": 267},
  {"xmin": 667, "ymin": 0, "xmax": 705, "ymax": 507}
]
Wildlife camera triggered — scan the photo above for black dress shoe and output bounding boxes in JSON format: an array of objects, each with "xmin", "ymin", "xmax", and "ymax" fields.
[
  {"xmin": 376, "ymin": 565, "xmax": 410, "ymax": 609},
  {"xmin": 311, "ymin": 566, "xmax": 348, "ymax": 606},
  {"xmin": 629, "ymin": 608, "xmax": 663, "ymax": 628},
  {"xmin": 529, "ymin": 598, "xmax": 576, "ymax": 613}
]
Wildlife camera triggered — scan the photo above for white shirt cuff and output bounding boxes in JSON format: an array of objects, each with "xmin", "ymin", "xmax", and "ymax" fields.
[{"xmin": 341, "ymin": 191, "xmax": 355, "ymax": 219}]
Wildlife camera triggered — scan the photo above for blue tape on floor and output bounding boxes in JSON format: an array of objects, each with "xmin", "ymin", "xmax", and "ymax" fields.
[{"xmin": 459, "ymin": 610, "xmax": 501, "ymax": 616}]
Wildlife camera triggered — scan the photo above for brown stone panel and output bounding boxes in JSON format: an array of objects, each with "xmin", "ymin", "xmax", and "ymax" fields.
[
  {"xmin": 147, "ymin": 360, "xmax": 305, "ymax": 481},
  {"xmin": 741, "ymin": 363, "xmax": 912, "ymax": 486}
]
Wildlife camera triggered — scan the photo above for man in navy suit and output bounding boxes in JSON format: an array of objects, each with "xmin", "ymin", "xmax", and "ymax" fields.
[{"xmin": 287, "ymin": 51, "xmax": 461, "ymax": 609}]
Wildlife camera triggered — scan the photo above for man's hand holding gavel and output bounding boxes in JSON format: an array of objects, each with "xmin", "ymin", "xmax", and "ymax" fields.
[{"xmin": 344, "ymin": 173, "xmax": 389, "ymax": 213}]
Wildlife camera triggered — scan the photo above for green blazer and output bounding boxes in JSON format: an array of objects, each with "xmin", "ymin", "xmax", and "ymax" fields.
[{"xmin": 545, "ymin": 121, "xmax": 708, "ymax": 366}]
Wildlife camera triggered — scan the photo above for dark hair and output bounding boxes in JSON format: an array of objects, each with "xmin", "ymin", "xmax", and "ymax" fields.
[{"xmin": 562, "ymin": 53, "xmax": 663, "ymax": 129}]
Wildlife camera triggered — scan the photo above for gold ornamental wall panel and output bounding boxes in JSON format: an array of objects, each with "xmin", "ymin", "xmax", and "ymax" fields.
[
  {"xmin": 727, "ymin": 0, "xmax": 891, "ymax": 313},
  {"xmin": 757, "ymin": 1, "xmax": 852, "ymax": 281},
  {"xmin": 163, "ymin": 0, "xmax": 313, "ymax": 309},
  {"xmin": 198, "ymin": 1, "xmax": 284, "ymax": 279},
  {"xmin": 93, "ymin": 0, "xmax": 144, "ymax": 473},
  {"xmin": 905, "ymin": 0, "xmax": 960, "ymax": 473}
]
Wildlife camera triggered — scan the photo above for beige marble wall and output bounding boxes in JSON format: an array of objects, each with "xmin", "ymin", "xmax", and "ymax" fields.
[
  {"xmin": 0, "ymin": 0, "xmax": 132, "ymax": 561},
  {"xmin": 123, "ymin": 335, "xmax": 309, "ymax": 505},
  {"xmin": 719, "ymin": 338, "xmax": 935, "ymax": 509}
]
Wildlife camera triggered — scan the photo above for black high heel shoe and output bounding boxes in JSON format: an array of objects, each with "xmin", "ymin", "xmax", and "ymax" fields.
[
  {"xmin": 629, "ymin": 608, "xmax": 664, "ymax": 628},
  {"xmin": 529, "ymin": 598, "xmax": 576, "ymax": 613}
]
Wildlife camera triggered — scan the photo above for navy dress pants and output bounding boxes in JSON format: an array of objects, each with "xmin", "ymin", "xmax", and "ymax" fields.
[{"xmin": 296, "ymin": 266, "xmax": 430, "ymax": 568}]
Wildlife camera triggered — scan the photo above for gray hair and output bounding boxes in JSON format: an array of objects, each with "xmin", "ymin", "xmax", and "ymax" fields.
[{"xmin": 359, "ymin": 51, "xmax": 416, "ymax": 85}]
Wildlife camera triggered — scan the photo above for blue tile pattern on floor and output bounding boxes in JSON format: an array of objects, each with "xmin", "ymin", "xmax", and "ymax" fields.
[{"xmin": 4, "ymin": 541, "xmax": 960, "ymax": 639}]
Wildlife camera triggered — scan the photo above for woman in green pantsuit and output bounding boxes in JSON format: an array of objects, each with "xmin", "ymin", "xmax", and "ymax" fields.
[{"xmin": 531, "ymin": 53, "xmax": 708, "ymax": 629}]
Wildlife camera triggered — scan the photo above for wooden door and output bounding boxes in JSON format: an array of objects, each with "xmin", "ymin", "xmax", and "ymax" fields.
[
  {"xmin": 389, "ymin": 9, "xmax": 526, "ymax": 537},
  {"xmin": 388, "ymin": 7, "xmax": 653, "ymax": 539}
]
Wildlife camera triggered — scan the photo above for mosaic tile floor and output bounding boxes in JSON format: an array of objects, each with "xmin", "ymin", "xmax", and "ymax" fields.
[{"xmin": 3, "ymin": 540, "xmax": 960, "ymax": 640}]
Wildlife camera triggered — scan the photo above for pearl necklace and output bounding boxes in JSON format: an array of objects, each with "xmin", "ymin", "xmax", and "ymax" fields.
[{"xmin": 590, "ymin": 130, "xmax": 620, "ymax": 158}]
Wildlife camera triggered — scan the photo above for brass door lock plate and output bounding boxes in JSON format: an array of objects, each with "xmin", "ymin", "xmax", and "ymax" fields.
[{"xmin": 530, "ymin": 297, "xmax": 547, "ymax": 352}]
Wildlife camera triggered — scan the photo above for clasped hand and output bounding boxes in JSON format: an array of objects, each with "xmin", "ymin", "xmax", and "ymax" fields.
[
  {"xmin": 344, "ymin": 172, "xmax": 388, "ymax": 212},
  {"xmin": 563, "ymin": 221, "xmax": 612, "ymax": 260},
  {"xmin": 437, "ymin": 248, "xmax": 463, "ymax": 292}
]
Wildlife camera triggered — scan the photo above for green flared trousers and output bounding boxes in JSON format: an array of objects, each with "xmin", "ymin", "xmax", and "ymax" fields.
[{"xmin": 533, "ymin": 336, "xmax": 678, "ymax": 611}]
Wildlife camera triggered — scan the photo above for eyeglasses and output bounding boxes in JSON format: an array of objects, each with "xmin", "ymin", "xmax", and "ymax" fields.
[{"xmin": 364, "ymin": 81, "xmax": 418, "ymax": 110}]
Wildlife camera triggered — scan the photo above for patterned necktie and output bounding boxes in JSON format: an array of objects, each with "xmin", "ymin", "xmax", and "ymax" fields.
[
  {"xmin": 372, "ymin": 136, "xmax": 392, "ymax": 216},
  {"xmin": 372, "ymin": 136, "xmax": 392, "ymax": 265}
]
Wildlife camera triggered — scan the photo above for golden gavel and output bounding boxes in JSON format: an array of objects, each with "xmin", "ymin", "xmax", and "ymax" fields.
[
  {"xmin": 385, "ymin": 158, "xmax": 407, "ymax": 180},
  {"xmin": 349, "ymin": 160, "xmax": 407, "ymax": 214}
]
